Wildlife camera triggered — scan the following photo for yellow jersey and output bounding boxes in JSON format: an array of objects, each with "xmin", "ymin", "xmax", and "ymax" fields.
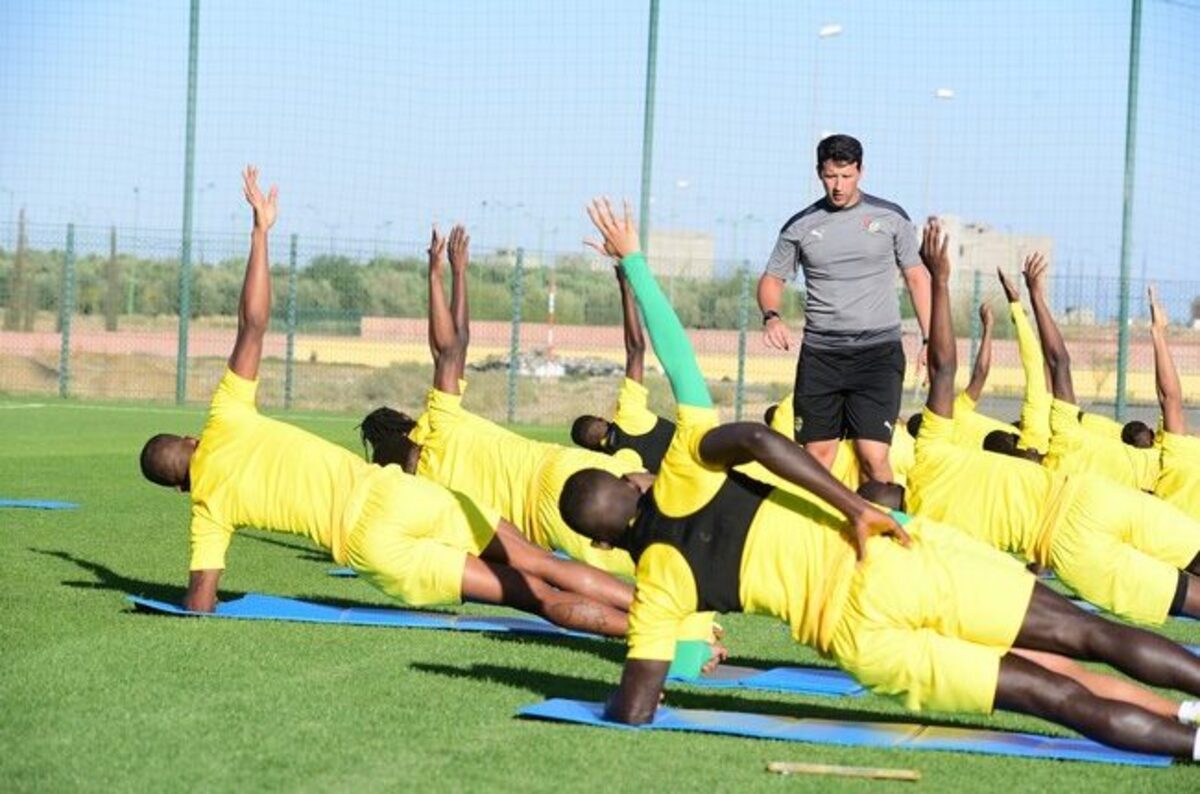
[{"xmin": 1045, "ymin": 399, "xmax": 1160, "ymax": 491}]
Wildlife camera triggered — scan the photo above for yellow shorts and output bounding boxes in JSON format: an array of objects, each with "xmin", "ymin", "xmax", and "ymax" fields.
[
  {"xmin": 530, "ymin": 447, "xmax": 636, "ymax": 578},
  {"xmin": 828, "ymin": 519, "xmax": 1033, "ymax": 714},
  {"xmin": 1049, "ymin": 475, "xmax": 1200, "ymax": 624},
  {"xmin": 344, "ymin": 467, "xmax": 497, "ymax": 607}
]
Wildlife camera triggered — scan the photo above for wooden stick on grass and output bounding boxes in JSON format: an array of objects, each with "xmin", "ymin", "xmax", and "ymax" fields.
[{"xmin": 766, "ymin": 761, "xmax": 921, "ymax": 782}]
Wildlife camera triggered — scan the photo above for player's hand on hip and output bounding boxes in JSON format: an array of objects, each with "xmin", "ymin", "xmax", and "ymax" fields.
[
  {"xmin": 762, "ymin": 317, "xmax": 791, "ymax": 350},
  {"xmin": 849, "ymin": 505, "xmax": 911, "ymax": 564}
]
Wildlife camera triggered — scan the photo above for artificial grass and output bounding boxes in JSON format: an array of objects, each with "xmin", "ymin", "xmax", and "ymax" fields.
[{"xmin": 2, "ymin": 399, "xmax": 1199, "ymax": 792}]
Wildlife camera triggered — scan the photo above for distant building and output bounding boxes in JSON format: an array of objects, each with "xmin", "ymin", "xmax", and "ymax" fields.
[
  {"xmin": 935, "ymin": 215, "xmax": 1054, "ymax": 290},
  {"xmin": 646, "ymin": 229, "xmax": 715, "ymax": 280}
]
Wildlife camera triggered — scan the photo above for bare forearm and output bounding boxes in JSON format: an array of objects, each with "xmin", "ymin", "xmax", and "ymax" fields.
[
  {"xmin": 238, "ymin": 229, "xmax": 271, "ymax": 332},
  {"xmin": 450, "ymin": 265, "xmax": 470, "ymax": 346},
  {"xmin": 1152, "ymin": 329, "xmax": 1185, "ymax": 433},
  {"xmin": 905, "ymin": 267, "xmax": 932, "ymax": 339},
  {"xmin": 757, "ymin": 273, "xmax": 785, "ymax": 313},
  {"xmin": 619, "ymin": 276, "xmax": 646, "ymax": 382},
  {"xmin": 427, "ymin": 270, "xmax": 457, "ymax": 358},
  {"xmin": 1027, "ymin": 286, "xmax": 1073, "ymax": 402},
  {"xmin": 965, "ymin": 326, "xmax": 993, "ymax": 401},
  {"xmin": 606, "ymin": 660, "xmax": 669, "ymax": 724},
  {"xmin": 184, "ymin": 569, "xmax": 221, "ymax": 613}
]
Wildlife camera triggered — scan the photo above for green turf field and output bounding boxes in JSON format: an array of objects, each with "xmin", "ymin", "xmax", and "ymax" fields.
[{"xmin": 2, "ymin": 398, "xmax": 1198, "ymax": 791}]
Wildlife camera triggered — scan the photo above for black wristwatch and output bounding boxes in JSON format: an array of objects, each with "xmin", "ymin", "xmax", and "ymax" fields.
[{"xmin": 762, "ymin": 310, "xmax": 781, "ymax": 326}]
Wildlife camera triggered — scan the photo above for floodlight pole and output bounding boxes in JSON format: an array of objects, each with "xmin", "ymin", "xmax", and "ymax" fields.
[
  {"xmin": 1115, "ymin": 0, "xmax": 1141, "ymax": 420},
  {"xmin": 176, "ymin": 0, "xmax": 201, "ymax": 404},
  {"xmin": 638, "ymin": 0, "xmax": 660, "ymax": 252}
]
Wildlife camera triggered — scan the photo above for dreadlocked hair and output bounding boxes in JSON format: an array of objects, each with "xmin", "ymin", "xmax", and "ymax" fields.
[{"xmin": 358, "ymin": 406, "xmax": 418, "ymax": 466}]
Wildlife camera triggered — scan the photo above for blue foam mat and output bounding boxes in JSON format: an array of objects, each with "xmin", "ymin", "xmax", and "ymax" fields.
[
  {"xmin": 670, "ymin": 664, "xmax": 863, "ymax": 697},
  {"xmin": 328, "ymin": 567, "xmax": 356, "ymax": 577},
  {"xmin": 518, "ymin": 699, "xmax": 1173, "ymax": 767},
  {"xmin": 1071, "ymin": 598, "xmax": 1199, "ymax": 624},
  {"xmin": 0, "ymin": 498, "xmax": 78, "ymax": 510},
  {"xmin": 127, "ymin": 592, "xmax": 593, "ymax": 637}
]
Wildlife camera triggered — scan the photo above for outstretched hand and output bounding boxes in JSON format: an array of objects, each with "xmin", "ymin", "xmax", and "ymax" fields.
[
  {"xmin": 919, "ymin": 218, "xmax": 951, "ymax": 281},
  {"xmin": 585, "ymin": 197, "xmax": 641, "ymax": 260},
  {"xmin": 1149, "ymin": 284, "xmax": 1168, "ymax": 331},
  {"xmin": 996, "ymin": 267, "xmax": 1020, "ymax": 303},
  {"xmin": 447, "ymin": 224, "xmax": 470, "ymax": 272},
  {"xmin": 1022, "ymin": 252, "xmax": 1048, "ymax": 294},
  {"xmin": 428, "ymin": 226, "xmax": 447, "ymax": 273},
  {"xmin": 242, "ymin": 166, "xmax": 278, "ymax": 231},
  {"xmin": 849, "ymin": 505, "xmax": 911, "ymax": 565}
]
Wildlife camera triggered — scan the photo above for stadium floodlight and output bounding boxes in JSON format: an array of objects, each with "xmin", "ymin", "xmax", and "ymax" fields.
[
  {"xmin": 818, "ymin": 24, "xmax": 843, "ymax": 38},
  {"xmin": 935, "ymin": 88, "xmax": 956, "ymax": 99}
]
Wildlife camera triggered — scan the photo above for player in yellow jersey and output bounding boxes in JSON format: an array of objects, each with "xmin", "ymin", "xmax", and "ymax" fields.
[
  {"xmin": 359, "ymin": 225, "xmax": 642, "ymax": 577},
  {"xmin": 570, "ymin": 263, "xmax": 675, "ymax": 474},
  {"xmin": 137, "ymin": 169, "xmax": 631, "ymax": 637},
  {"xmin": 1149, "ymin": 286, "xmax": 1200, "ymax": 519},
  {"xmin": 558, "ymin": 202, "xmax": 1200, "ymax": 760},
  {"xmin": 1025, "ymin": 257, "xmax": 1160, "ymax": 487},
  {"xmin": 871, "ymin": 222, "xmax": 1200, "ymax": 625}
]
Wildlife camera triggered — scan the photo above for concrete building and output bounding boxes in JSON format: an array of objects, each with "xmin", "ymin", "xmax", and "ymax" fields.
[
  {"xmin": 646, "ymin": 229, "xmax": 716, "ymax": 281},
  {"xmin": 935, "ymin": 215, "xmax": 1054, "ymax": 290}
]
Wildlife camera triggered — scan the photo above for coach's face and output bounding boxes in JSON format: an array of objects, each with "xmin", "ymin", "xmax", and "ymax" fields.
[{"xmin": 818, "ymin": 160, "xmax": 862, "ymax": 208}]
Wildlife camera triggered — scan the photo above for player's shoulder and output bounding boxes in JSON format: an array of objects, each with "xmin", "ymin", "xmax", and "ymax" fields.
[
  {"xmin": 778, "ymin": 199, "xmax": 828, "ymax": 235},
  {"xmin": 859, "ymin": 193, "xmax": 912, "ymax": 222}
]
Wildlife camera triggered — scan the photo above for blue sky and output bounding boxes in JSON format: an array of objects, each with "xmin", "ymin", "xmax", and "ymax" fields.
[{"xmin": 1, "ymin": 0, "xmax": 1197, "ymax": 296}]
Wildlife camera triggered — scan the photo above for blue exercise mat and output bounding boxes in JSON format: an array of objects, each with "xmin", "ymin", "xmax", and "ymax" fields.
[
  {"xmin": 670, "ymin": 664, "xmax": 863, "ymax": 697},
  {"xmin": 127, "ymin": 592, "xmax": 593, "ymax": 638},
  {"xmin": 0, "ymin": 498, "xmax": 78, "ymax": 510},
  {"xmin": 518, "ymin": 699, "xmax": 1172, "ymax": 768},
  {"xmin": 1070, "ymin": 598, "xmax": 1199, "ymax": 624},
  {"xmin": 328, "ymin": 567, "xmax": 356, "ymax": 577}
]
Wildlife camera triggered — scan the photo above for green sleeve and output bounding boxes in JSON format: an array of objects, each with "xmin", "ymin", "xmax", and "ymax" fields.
[{"xmin": 618, "ymin": 252, "xmax": 712, "ymax": 408}]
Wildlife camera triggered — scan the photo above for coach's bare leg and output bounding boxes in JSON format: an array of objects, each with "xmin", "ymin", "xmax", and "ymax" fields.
[
  {"xmin": 853, "ymin": 438, "xmax": 894, "ymax": 483},
  {"xmin": 803, "ymin": 438, "xmax": 839, "ymax": 471},
  {"xmin": 460, "ymin": 555, "xmax": 627, "ymax": 637},
  {"xmin": 995, "ymin": 653, "xmax": 1196, "ymax": 758}
]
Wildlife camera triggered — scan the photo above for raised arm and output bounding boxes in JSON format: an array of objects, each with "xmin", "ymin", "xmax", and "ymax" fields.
[
  {"xmin": 617, "ymin": 266, "xmax": 647, "ymax": 382},
  {"xmin": 227, "ymin": 166, "xmax": 277, "ymax": 380},
  {"xmin": 586, "ymin": 198, "xmax": 711, "ymax": 408},
  {"xmin": 1149, "ymin": 285, "xmax": 1186, "ymax": 434},
  {"xmin": 696, "ymin": 422, "xmax": 909, "ymax": 561},
  {"xmin": 921, "ymin": 219, "xmax": 956, "ymax": 419},
  {"xmin": 426, "ymin": 226, "xmax": 465, "ymax": 394},
  {"xmin": 448, "ymin": 224, "xmax": 471, "ymax": 350},
  {"xmin": 964, "ymin": 301, "xmax": 995, "ymax": 402},
  {"xmin": 1025, "ymin": 255, "xmax": 1075, "ymax": 404}
]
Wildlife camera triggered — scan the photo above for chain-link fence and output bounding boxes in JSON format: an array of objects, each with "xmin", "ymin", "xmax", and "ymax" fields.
[{"xmin": 2, "ymin": 0, "xmax": 1198, "ymax": 425}]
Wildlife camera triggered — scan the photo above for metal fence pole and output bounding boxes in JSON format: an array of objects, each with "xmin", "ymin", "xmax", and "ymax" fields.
[
  {"xmin": 968, "ymin": 268, "xmax": 982, "ymax": 369},
  {"xmin": 1115, "ymin": 0, "xmax": 1142, "ymax": 419},
  {"xmin": 175, "ymin": 0, "xmax": 201, "ymax": 405},
  {"xmin": 507, "ymin": 248, "xmax": 525, "ymax": 424},
  {"xmin": 735, "ymin": 261, "xmax": 749, "ymax": 420},
  {"xmin": 637, "ymin": 0, "xmax": 660, "ymax": 253},
  {"xmin": 58, "ymin": 224, "xmax": 76, "ymax": 398},
  {"xmin": 284, "ymin": 233, "xmax": 298, "ymax": 409}
]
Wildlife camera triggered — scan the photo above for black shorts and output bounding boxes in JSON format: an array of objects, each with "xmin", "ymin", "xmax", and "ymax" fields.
[{"xmin": 792, "ymin": 340, "xmax": 905, "ymax": 445}]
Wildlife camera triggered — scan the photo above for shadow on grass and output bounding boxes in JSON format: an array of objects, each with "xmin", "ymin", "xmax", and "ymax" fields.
[
  {"xmin": 472, "ymin": 630, "xmax": 625, "ymax": 664},
  {"xmin": 30, "ymin": 547, "xmax": 227, "ymax": 605},
  {"xmin": 411, "ymin": 661, "xmax": 1011, "ymax": 733}
]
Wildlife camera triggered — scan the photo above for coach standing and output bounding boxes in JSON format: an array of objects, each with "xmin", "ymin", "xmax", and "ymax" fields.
[{"xmin": 758, "ymin": 135, "xmax": 930, "ymax": 483}]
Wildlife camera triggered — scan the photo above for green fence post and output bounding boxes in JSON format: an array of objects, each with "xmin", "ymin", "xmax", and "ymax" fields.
[
  {"xmin": 735, "ymin": 261, "xmax": 749, "ymax": 420},
  {"xmin": 175, "ymin": 0, "xmax": 201, "ymax": 405},
  {"xmin": 507, "ymin": 248, "xmax": 525, "ymax": 424},
  {"xmin": 284, "ymin": 233, "xmax": 298, "ymax": 409},
  {"xmin": 58, "ymin": 224, "xmax": 76, "ymax": 399},
  {"xmin": 968, "ymin": 269, "xmax": 982, "ymax": 369},
  {"xmin": 637, "ymin": 0, "xmax": 660, "ymax": 253},
  {"xmin": 1115, "ymin": 0, "xmax": 1142, "ymax": 420}
]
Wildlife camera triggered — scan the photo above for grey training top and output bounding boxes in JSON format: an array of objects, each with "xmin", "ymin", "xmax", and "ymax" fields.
[{"xmin": 765, "ymin": 193, "xmax": 920, "ymax": 350}]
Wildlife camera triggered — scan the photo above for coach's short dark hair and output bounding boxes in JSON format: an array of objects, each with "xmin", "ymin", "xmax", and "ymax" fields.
[{"xmin": 817, "ymin": 134, "xmax": 863, "ymax": 169}]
